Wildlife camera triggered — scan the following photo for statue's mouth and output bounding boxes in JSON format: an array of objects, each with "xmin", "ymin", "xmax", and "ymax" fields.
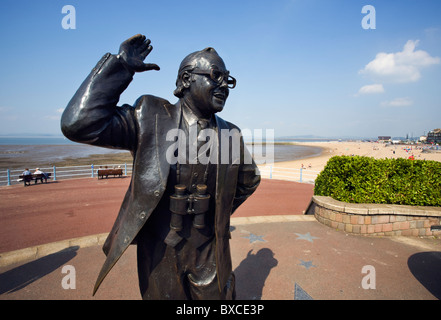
[{"xmin": 213, "ymin": 91, "xmax": 227, "ymax": 101}]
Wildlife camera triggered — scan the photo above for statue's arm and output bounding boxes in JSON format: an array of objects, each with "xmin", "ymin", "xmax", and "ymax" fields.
[
  {"xmin": 60, "ymin": 35, "xmax": 159, "ymax": 150},
  {"xmin": 60, "ymin": 53, "xmax": 135, "ymax": 149}
]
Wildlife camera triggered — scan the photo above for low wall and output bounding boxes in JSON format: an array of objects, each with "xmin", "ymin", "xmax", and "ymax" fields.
[{"xmin": 306, "ymin": 196, "xmax": 441, "ymax": 238}]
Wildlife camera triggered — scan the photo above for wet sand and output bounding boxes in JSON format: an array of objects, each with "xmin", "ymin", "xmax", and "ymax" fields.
[
  {"xmin": 51, "ymin": 151, "xmax": 133, "ymax": 167},
  {"xmin": 0, "ymin": 146, "xmax": 132, "ymax": 170},
  {"xmin": 0, "ymin": 143, "xmax": 318, "ymax": 170}
]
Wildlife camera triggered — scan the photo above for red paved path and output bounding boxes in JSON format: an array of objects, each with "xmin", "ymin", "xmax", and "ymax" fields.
[{"xmin": 0, "ymin": 177, "xmax": 313, "ymax": 253}]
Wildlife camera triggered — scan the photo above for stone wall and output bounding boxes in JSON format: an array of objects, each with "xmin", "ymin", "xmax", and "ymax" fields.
[{"xmin": 306, "ymin": 196, "xmax": 441, "ymax": 238}]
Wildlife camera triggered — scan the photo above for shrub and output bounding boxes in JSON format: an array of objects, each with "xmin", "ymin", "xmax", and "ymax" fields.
[{"xmin": 314, "ymin": 156, "xmax": 441, "ymax": 207}]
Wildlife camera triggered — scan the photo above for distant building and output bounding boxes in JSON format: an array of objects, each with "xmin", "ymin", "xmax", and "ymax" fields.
[
  {"xmin": 378, "ymin": 136, "xmax": 391, "ymax": 142},
  {"xmin": 427, "ymin": 128, "xmax": 441, "ymax": 144}
]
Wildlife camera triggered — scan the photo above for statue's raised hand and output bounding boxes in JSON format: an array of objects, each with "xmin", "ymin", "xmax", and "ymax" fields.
[{"xmin": 118, "ymin": 34, "xmax": 160, "ymax": 72}]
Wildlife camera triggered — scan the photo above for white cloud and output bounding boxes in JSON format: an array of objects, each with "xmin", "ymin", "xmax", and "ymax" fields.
[
  {"xmin": 380, "ymin": 97, "xmax": 413, "ymax": 107},
  {"xmin": 357, "ymin": 84, "xmax": 384, "ymax": 95},
  {"xmin": 359, "ymin": 40, "xmax": 440, "ymax": 83}
]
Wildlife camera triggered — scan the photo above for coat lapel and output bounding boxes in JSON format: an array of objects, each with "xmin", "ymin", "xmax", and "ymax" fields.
[{"xmin": 156, "ymin": 102, "xmax": 182, "ymax": 184}]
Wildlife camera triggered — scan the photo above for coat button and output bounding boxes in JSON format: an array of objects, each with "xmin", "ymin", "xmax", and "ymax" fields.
[
  {"xmin": 154, "ymin": 190, "xmax": 160, "ymax": 197},
  {"xmin": 139, "ymin": 212, "xmax": 146, "ymax": 220},
  {"xmin": 124, "ymin": 236, "xmax": 130, "ymax": 244}
]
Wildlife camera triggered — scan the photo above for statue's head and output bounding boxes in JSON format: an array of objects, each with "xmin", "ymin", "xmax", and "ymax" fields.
[{"xmin": 174, "ymin": 48, "xmax": 236, "ymax": 117}]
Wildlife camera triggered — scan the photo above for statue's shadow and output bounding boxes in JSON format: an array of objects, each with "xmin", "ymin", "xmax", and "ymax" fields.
[
  {"xmin": 408, "ymin": 251, "xmax": 441, "ymax": 299},
  {"xmin": 234, "ymin": 248, "xmax": 278, "ymax": 300}
]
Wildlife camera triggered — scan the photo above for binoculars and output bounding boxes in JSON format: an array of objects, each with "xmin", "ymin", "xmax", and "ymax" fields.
[{"xmin": 169, "ymin": 184, "xmax": 211, "ymax": 231}]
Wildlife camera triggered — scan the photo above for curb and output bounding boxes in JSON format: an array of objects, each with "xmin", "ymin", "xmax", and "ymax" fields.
[
  {"xmin": 0, "ymin": 215, "xmax": 317, "ymax": 268},
  {"xmin": 231, "ymin": 215, "xmax": 316, "ymax": 225},
  {"xmin": 0, "ymin": 233, "xmax": 109, "ymax": 267}
]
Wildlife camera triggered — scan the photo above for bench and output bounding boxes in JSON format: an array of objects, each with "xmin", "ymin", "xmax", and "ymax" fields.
[
  {"xmin": 97, "ymin": 168, "xmax": 123, "ymax": 179},
  {"xmin": 19, "ymin": 173, "xmax": 52, "ymax": 186}
]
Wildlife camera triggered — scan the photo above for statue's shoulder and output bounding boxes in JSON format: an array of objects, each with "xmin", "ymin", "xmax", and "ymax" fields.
[
  {"xmin": 216, "ymin": 115, "xmax": 240, "ymax": 131},
  {"xmin": 135, "ymin": 94, "xmax": 172, "ymax": 108},
  {"xmin": 132, "ymin": 94, "xmax": 177, "ymax": 116}
]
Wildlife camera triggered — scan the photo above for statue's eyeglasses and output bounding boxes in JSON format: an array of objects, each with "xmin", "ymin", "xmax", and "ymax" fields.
[{"xmin": 191, "ymin": 69, "xmax": 236, "ymax": 89}]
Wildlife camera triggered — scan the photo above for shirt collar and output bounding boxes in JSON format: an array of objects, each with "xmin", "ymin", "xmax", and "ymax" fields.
[{"xmin": 182, "ymin": 104, "xmax": 214, "ymax": 129}]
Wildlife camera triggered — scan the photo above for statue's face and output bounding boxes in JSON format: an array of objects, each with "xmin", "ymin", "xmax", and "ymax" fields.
[{"xmin": 184, "ymin": 53, "xmax": 235, "ymax": 117}]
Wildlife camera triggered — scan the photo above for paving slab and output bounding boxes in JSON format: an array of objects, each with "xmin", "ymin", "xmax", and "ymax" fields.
[{"xmin": 1, "ymin": 216, "xmax": 439, "ymax": 300}]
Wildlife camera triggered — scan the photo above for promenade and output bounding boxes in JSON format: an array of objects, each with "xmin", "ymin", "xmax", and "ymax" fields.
[{"xmin": 0, "ymin": 177, "xmax": 440, "ymax": 300}]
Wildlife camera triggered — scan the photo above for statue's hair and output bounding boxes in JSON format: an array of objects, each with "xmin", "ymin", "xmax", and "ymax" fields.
[{"xmin": 173, "ymin": 47, "xmax": 219, "ymax": 98}]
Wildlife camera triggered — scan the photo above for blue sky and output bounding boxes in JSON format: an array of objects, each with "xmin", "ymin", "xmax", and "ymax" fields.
[{"xmin": 0, "ymin": 0, "xmax": 440, "ymax": 139}]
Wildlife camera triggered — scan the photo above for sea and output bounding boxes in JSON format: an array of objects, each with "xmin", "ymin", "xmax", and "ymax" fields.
[{"xmin": 0, "ymin": 136, "xmax": 329, "ymax": 170}]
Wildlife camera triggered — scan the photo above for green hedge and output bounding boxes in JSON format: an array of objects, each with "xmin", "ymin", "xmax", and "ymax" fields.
[{"xmin": 314, "ymin": 156, "xmax": 441, "ymax": 207}]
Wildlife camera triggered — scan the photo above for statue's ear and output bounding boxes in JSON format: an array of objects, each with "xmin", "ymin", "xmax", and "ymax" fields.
[{"xmin": 182, "ymin": 71, "xmax": 191, "ymax": 88}]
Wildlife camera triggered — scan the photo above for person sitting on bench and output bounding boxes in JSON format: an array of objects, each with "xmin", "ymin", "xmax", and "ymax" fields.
[
  {"xmin": 22, "ymin": 168, "xmax": 32, "ymax": 186},
  {"xmin": 34, "ymin": 168, "xmax": 48, "ymax": 184}
]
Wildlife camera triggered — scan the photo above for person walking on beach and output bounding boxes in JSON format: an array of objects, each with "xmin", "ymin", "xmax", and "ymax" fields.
[{"xmin": 61, "ymin": 34, "xmax": 260, "ymax": 300}]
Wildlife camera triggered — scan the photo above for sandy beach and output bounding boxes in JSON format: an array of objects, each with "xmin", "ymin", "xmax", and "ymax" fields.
[{"xmin": 271, "ymin": 141, "xmax": 441, "ymax": 175}]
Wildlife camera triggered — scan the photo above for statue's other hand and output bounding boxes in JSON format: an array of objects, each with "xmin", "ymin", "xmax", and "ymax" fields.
[{"xmin": 118, "ymin": 34, "xmax": 160, "ymax": 73}]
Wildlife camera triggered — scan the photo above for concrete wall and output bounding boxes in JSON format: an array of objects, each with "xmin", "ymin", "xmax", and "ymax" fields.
[{"xmin": 307, "ymin": 196, "xmax": 441, "ymax": 238}]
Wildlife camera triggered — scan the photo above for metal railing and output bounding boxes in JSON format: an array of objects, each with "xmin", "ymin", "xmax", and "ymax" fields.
[
  {"xmin": 257, "ymin": 165, "xmax": 320, "ymax": 183},
  {"xmin": 1, "ymin": 163, "xmax": 319, "ymax": 186},
  {"xmin": 0, "ymin": 163, "xmax": 133, "ymax": 186}
]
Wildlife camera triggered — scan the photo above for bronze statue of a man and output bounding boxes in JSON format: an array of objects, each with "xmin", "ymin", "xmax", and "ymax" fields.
[{"xmin": 61, "ymin": 34, "xmax": 260, "ymax": 300}]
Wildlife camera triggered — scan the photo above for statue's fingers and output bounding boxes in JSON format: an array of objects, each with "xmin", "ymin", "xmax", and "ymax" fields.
[
  {"xmin": 138, "ymin": 42, "xmax": 149, "ymax": 55},
  {"xmin": 140, "ymin": 44, "xmax": 153, "ymax": 59},
  {"xmin": 127, "ymin": 34, "xmax": 143, "ymax": 44},
  {"xmin": 142, "ymin": 63, "xmax": 160, "ymax": 71}
]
